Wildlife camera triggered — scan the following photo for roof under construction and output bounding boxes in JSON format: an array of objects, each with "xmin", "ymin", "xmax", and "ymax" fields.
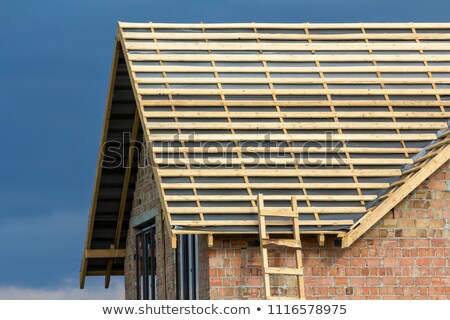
[{"xmin": 80, "ymin": 22, "xmax": 450, "ymax": 288}]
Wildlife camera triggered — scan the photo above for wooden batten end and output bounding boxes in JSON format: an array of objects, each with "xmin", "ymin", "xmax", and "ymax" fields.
[
  {"xmin": 207, "ymin": 234, "xmax": 214, "ymax": 247},
  {"xmin": 171, "ymin": 235, "xmax": 177, "ymax": 249},
  {"xmin": 318, "ymin": 234, "xmax": 325, "ymax": 246}
]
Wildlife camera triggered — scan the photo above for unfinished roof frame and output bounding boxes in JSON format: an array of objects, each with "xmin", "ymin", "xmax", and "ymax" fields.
[{"xmin": 80, "ymin": 22, "xmax": 450, "ymax": 288}]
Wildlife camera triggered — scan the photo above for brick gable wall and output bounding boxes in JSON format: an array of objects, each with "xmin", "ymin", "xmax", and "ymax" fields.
[
  {"xmin": 207, "ymin": 161, "xmax": 450, "ymax": 299},
  {"xmin": 125, "ymin": 152, "xmax": 209, "ymax": 299},
  {"xmin": 125, "ymin": 160, "xmax": 449, "ymax": 299}
]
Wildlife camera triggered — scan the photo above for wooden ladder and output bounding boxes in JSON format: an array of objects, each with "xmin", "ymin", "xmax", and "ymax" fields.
[{"xmin": 257, "ymin": 194, "xmax": 306, "ymax": 300}]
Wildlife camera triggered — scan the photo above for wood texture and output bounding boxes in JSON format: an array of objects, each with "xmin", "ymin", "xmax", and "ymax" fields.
[
  {"xmin": 84, "ymin": 249, "xmax": 127, "ymax": 259},
  {"xmin": 258, "ymin": 195, "xmax": 306, "ymax": 299},
  {"xmin": 119, "ymin": 21, "xmax": 450, "ymax": 238}
]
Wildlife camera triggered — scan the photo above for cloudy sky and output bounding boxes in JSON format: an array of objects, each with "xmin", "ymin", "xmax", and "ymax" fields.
[{"xmin": 0, "ymin": 0, "xmax": 449, "ymax": 299}]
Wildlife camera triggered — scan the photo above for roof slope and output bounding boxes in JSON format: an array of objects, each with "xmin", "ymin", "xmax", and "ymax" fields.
[{"xmin": 81, "ymin": 22, "xmax": 450, "ymax": 287}]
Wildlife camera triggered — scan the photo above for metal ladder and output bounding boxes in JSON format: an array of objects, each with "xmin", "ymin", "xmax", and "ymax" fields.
[{"xmin": 257, "ymin": 194, "xmax": 306, "ymax": 300}]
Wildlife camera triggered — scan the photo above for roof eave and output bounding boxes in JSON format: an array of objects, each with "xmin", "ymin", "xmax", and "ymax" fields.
[{"xmin": 80, "ymin": 32, "xmax": 122, "ymax": 289}]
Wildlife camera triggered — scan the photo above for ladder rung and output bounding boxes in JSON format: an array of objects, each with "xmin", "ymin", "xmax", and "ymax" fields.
[
  {"xmin": 265, "ymin": 267, "xmax": 304, "ymax": 276},
  {"xmin": 259, "ymin": 209, "xmax": 298, "ymax": 218},
  {"xmin": 261, "ymin": 238, "xmax": 302, "ymax": 249}
]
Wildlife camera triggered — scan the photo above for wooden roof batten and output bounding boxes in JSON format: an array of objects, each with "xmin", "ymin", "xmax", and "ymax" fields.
[{"xmin": 80, "ymin": 21, "xmax": 450, "ymax": 288}]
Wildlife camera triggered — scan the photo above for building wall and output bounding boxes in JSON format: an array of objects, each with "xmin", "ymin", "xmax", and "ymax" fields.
[
  {"xmin": 124, "ymin": 152, "xmax": 209, "ymax": 299},
  {"xmin": 126, "ymin": 157, "xmax": 449, "ymax": 300},
  {"xmin": 124, "ymin": 152, "xmax": 178, "ymax": 299},
  {"xmin": 208, "ymin": 160, "xmax": 450, "ymax": 300}
]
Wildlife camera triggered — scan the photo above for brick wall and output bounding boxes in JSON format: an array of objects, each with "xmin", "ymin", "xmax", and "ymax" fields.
[
  {"xmin": 125, "ymin": 157, "xmax": 449, "ymax": 300},
  {"xmin": 208, "ymin": 160, "xmax": 450, "ymax": 300},
  {"xmin": 124, "ymin": 151, "xmax": 177, "ymax": 299},
  {"xmin": 124, "ymin": 152, "xmax": 209, "ymax": 299},
  {"xmin": 154, "ymin": 213, "xmax": 178, "ymax": 299},
  {"xmin": 198, "ymin": 235, "xmax": 211, "ymax": 299}
]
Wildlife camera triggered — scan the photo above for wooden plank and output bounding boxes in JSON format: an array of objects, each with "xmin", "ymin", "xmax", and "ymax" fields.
[
  {"xmin": 171, "ymin": 220, "xmax": 355, "ymax": 227},
  {"xmin": 165, "ymin": 194, "xmax": 377, "ymax": 202},
  {"xmin": 130, "ymin": 54, "xmax": 450, "ymax": 63},
  {"xmin": 413, "ymin": 150, "xmax": 440, "ymax": 164},
  {"xmin": 207, "ymin": 234, "xmax": 214, "ymax": 247},
  {"xmin": 154, "ymin": 146, "xmax": 423, "ymax": 154},
  {"xmin": 427, "ymin": 137, "xmax": 450, "ymax": 151},
  {"xmin": 261, "ymin": 239, "xmax": 302, "ymax": 249},
  {"xmin": 85, "ymin": 249, "xmax": 127, "ymax": 259},
  {"xmin": 141, "ymin": 99, "xmax": 450, "ymax": 107},
  {"xmin": 318, "ymin": 234, "xmax": 325, "ymax": 246},
  {"xmin": 103, "ymin": 245, "xmax": 114, "ymax": 288},
  {"xmin": 259, "ymin": 209, "xmax": 298, "ymax": 217},
  {"xmin": 257, "ymin": 193, "xmax": 265, "ymax": 218},
  {"xmin": 342, "ymin": 143, "xmax": 450, "ymax": 247},
  {"xmin": 125, "ymin": 41, "xmax": 450, "ymax": 51},
  {"xmin": 139, "ymin": 88, "xmax": 450, "ymax": 96},
  {"xmin": 149, "ymin": 121, "xmax": 447, "ymax": 130},
  {"xmin": 157, "ymin": 168, "xmax": 402, "ymax": 177},
  {"xmin": 257, "ymin": 194, "xmax": 271, "ymax": 299},
  {"xmin": 156, "ymin": 158, "xmax": 413, "ymax": 166},
  {"xmin": 147, "ymin": 133, "xmax": 437, "ymax": 142},
  {"xmin": 124, "ymin": 32, "xmax": 450, "ymax": 41},
  {"xmin": 144, "ymin": 111, "xmax": 449, "ymax": 119},
  {"xmin": 291, "ymin": 196, "xmax": 305, "ymax": 300},
  {"xmin": 135, "ymin": 77, "xmax": 450, "ymax": 86},
  {"xmin": 120, "ymin": 22, "xmax": 450, "ymax": 29},
  {"xmin": 168, "ymin": 206, "xmax": 366, "ymax": 214},
  {"xmin": 161, "ymin": 182, "xmax": 390, "ymax": 189},
  {"xmin": 173, "ymin": 229, "xmax": 345, "ymax": 235},
  {"xmin": 171, "ymin": 235, "xmax": 177, "ymax": 249},
  {"xmin": 132, "ymin": 64, "xmax": 450, "ymax": 73},
  {"xmin": 153, "ymin": 146, "xmax": 422, "ymax": 154}
]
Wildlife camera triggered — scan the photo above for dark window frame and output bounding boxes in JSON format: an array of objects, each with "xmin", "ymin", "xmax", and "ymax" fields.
[
  {"xmin": 135, "ymin": 224, "xmax": 157, "ymax": 300},
  {"xmin": 176, "ymin": 234, "xmax": 199, "ymax": 300}
]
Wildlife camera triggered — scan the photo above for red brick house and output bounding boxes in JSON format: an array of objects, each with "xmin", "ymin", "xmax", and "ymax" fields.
[{"xmin": 80, "ymin": 22, "xmax": 450, "ymax": 299}]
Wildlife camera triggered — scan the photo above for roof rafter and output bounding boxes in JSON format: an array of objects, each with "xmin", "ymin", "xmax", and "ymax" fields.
[
  {"xmin": 104, "ymin": 110, "xmax": 140, "ymax": 288},
  {"xmin": 342, "ymin": 142, "xmax": 450, "ymax": 247}
]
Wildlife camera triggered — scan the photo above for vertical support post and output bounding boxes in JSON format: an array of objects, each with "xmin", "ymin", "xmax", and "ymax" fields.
[
  {"xmin": 257, "ymin": 194, "xmax": 271, "ymax": 300},
  {"xmin": 291, "ymin": 196, "xmax": 306, "ymax": 300}
]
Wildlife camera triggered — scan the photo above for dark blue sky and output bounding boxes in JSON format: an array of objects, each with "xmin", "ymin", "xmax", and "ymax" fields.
[{"xmin": 0, "ymin": 0, "xmax": 449, "ymax": 298}]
